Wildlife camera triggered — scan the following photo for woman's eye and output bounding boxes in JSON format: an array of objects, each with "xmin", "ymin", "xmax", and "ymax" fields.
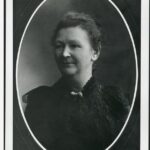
[
  {"xmin": 70, "ymin": 44, "xmax": 80, "ymax": 49},
  {"xmin": 55, "ymin": 44, "xmax": 63, "ymax": 49}
]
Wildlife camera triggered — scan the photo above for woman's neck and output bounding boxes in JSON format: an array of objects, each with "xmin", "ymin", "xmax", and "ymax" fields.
[{"xmin": 64, "ymin": 70, "xmax": 92, "ymax": 92}]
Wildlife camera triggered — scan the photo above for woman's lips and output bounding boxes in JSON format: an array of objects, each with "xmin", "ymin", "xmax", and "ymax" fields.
[
  {"xmin": 60, "ymin": 59, "xmax": 75, "ymax": 65},
  {"xmin": 59, "ymin": 61, "xmax": 75, "ymax": 68},
  {"xmin": 57, "ymin": 58, "xmax": 76, "ymax": 67},
  {"xmin": 62, "ymin": 62, "xmax": 74, "ymax": 66}
]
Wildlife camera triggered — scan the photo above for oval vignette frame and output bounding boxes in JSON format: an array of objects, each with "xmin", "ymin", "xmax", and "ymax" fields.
[{"xmin": 16, "ymin": 0, "xmax": 138, "ymax": 150}]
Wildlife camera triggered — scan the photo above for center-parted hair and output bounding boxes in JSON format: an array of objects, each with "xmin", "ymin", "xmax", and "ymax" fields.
[{"xmin": 51, "ymin": 11, "xmax": 102, "ymax": 53}]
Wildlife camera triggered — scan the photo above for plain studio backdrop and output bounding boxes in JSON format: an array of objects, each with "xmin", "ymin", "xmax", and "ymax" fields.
[{"xmin": 17, "ymin": 0, "xmax": 136, "ymax": 110}]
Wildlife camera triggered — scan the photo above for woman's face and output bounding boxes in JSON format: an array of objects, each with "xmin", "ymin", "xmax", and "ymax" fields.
[{"xmin": 54, "ymin": 26, "xmax": 98, "ymax": 76}]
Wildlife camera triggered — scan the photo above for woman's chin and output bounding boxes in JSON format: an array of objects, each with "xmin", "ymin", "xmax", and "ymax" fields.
[{"xmin": 60, "ymin": 68, "xmax": 77, "ymax": 76}]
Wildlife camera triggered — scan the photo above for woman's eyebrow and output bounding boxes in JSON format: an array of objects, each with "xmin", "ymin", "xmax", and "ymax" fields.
[
  {"xmin": 55, "ymin": 40, "xmax": 64, "ymax": 44},
  {"xmin": 55, "ymin": 39, "xmax": 81, "ymax": 45},
  {"xmin": 68, "ymin": 40, "xmax": 81, "ymax": 44}
]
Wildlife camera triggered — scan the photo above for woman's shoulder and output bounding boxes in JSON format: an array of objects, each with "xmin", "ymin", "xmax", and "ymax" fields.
[
  {"xmin": 101, "ymin": 85, "xmax": 130, "ymax": 103},
  {"xmin": 23, "ymin": 84, "xmax": 61, "ymax": 120},
  {"xmin": 100, "ymin": 85, "xmax": 130, "ymax": 116},
  {"xmin": 22, "ymin": 79, "xmax": 63, "ymax": 104},
  {"xmin": 22, "ymin": 86, "xmax": 52, "ymax": 104}
]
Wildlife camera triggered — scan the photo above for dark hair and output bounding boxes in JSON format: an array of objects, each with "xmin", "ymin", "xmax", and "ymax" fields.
[{"xmin": 51, "ymin": 11, "xmax": 102, "ymax": 53}]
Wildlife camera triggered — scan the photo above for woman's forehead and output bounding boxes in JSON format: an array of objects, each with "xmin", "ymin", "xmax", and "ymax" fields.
[{"xmin": 55, "ymin": 26, "xmax": 91, "ymax": 42}]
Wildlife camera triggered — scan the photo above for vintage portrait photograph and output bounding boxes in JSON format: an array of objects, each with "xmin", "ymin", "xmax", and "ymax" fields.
[{"xmin": 8, "ymin": 0, "xmax": 146, "ymax": 149}]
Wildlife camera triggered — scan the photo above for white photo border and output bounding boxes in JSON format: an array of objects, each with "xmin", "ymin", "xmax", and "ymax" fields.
[
  {"xmin": 140, "ymin": 0, "xmax": 149, "ymax": 149},
  {"xmin": 0, "ymin": 0, "xmax": 4, "ymax": 150}
]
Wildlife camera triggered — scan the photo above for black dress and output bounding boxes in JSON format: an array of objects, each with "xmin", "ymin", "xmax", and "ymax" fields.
[{"xmin": 24, "ymin": 77, "xmax": 130, "ymax": 150}]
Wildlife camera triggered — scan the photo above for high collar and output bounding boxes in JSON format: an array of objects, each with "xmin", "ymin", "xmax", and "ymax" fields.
[
  {"xmin": 81, "ymin": 76, "xmax": 99, "ymax": 97},
  {"xmin": 54, "ymin": 76, "xmax": 99, "ymax": 98}
]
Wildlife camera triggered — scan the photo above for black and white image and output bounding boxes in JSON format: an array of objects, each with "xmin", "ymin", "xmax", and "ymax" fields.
[{"xmin": 14, "ymin": 0, "xmax": 141, "ymax": 149}]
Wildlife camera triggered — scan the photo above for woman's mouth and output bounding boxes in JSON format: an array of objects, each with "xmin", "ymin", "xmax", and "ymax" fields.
[
  {"xmin": 61, "ymin": 62, "xmax": 74, "ymax": 66},
  {"xmin": 60, "ymin": 58, "xmax": 75, "ymax": 65}
]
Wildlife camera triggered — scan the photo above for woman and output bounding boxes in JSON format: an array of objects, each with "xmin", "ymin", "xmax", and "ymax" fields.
[{"xmin": 24, "ymin": 12, "xmax": 130, "ymax": 150}]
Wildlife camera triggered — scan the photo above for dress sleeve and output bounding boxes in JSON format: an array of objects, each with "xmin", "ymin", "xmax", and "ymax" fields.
[
  {"xmin": 23, "ymin": 86, "xmax": 50, "ymax": 128},
  {"xmin": 102, "ymin": 86, "xmax": 130, "ymax": 137},
  {"xmin": 103, "ymin": 86, "xmax": 130, "ymax": 116}
]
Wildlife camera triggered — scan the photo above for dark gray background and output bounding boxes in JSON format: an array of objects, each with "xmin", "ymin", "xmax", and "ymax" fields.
[{"xmin": 14, "ymin": 0, "xmax": 140, "ymax": 149}]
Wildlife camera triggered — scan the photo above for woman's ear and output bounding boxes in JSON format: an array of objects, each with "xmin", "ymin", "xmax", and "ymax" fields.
[{"xmin": 91, "ymin": 50, "xmax": 100, "ymax": 61}]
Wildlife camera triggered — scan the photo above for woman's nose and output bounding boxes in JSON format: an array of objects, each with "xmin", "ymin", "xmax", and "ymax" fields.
[{"xmin": 62, "ymin": 46, "xmax": 70, "ymax": 57}]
